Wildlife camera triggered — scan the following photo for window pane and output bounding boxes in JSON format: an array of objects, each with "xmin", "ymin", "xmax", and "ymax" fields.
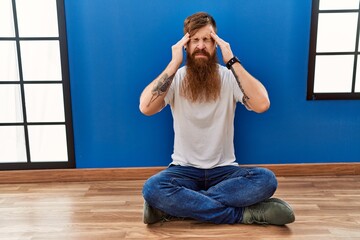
[
  {"xmin": 0, "ymin": 85, "xmax": 23, "ymax": 123},
  {"xmin": 16, "ymin": 0, "xmax": 59, "ymax": 37},
  {"xmin": 314, "ymin": 55, "xmax": 354, "ymax": 93},
  {"xmin": 0, "ymin": 126, "xmax": 27, "ymax": 163},
  {"xmin": 319, "ymin": 0, "xmax": 360, "ymax": 10},
  {"xmin": 24, "ymin": 84, "xmax": 65, "ymax": 122},
  {"xmin": 0, "ymin": 41, "xmax": 19, "ymax": 81},
  {"xmin": 20, "ymin": 40, "xmax": 62, "ymax": 81},
  {"xmin": 28, "ymin": 125, "xmax": 68, "ymax": 162},
  {"xmin": 317, "ymin": 13, "xmax": 358, "ymax": 52},
  {"xmin": 0, "ymin": 0, "xmax": 15, "ymax": 37}
]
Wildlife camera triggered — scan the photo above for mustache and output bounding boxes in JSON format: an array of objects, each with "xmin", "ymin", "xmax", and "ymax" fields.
[{"xmin": 191, "ymin": 49, "xmax": 211, "ymax": 58}]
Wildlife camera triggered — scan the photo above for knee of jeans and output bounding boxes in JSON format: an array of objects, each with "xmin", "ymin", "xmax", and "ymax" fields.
[
  {"xmin": 142, "ymin": 175, "xmax": 161, "ymax": 203},
  {"xmin": 263, "ymin": 168, "xmax": 278, "ymax": 195}
]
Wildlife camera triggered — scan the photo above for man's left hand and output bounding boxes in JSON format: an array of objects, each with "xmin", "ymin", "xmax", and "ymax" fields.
[{"xmin": 210, "ymin": 32, "xmax": 234, "ymax": 64}]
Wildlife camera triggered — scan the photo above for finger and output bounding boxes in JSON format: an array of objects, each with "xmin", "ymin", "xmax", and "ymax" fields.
[
  {"xmin": 210, "ymin": 32, "xmax": 221, "ymax": 43},
  {"xmin": 211, "ymin": 32, "xmax": 227, "ymax": 46},
  {"xmin": 181, "ymin": 33, "xmax": 190, "ymax": 51},
  {"xmin": 174, "ymin": 33, "xmax": 188, "ymax": 46},
  {"xmin": 179, "ymin": 32, "xmax": 190, "ymax": 46}
]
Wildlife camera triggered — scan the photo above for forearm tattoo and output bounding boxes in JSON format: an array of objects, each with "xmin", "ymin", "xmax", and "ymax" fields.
[
  {"xmin": 147, "ymin": 73, "xmax": 174, "ymax": 106},
  {"xmin": 230, "ymin": 66, "xmax": 250, "ymax": 108}
]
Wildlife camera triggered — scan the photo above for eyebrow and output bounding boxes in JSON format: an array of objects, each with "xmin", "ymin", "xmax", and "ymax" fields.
[{"xmin": 191, "ymin": 34, "xmax": 211, "ymax": 39}]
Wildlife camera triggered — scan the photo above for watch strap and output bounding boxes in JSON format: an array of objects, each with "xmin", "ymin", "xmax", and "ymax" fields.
[{"xmin": 226, "ymin": 56, "xmax": 241, "ymax": 69}]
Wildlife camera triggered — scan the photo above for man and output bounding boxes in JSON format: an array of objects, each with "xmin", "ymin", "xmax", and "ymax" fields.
[{"xmin": 139, "ymin": 12, "xmax": 295, "ymax": 225}]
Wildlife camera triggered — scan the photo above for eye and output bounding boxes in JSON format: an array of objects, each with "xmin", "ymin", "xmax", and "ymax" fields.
[
  {"xmin": 191, "ymin": 39, "xmax": 199, "ymax": 44},
  {"xmin": 203, "ymin": 38, "xmax": 213, "ymax": 44}
]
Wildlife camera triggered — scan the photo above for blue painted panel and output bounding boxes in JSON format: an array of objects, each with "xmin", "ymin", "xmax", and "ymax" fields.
[{"xmin": 65, "ymin": 0, "xmax": 360, "ymax": 168}]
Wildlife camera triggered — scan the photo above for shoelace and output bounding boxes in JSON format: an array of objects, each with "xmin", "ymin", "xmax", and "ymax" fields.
[{"xmin": 248, "ymin": 204, "xmax": 269, "ymax": 225}]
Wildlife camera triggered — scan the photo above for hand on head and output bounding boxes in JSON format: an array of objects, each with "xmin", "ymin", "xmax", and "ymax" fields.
[
  {"xmin": 210, "ymin": 32, "xmax": 234, "ymax": 64},
  {"xmin": 171, "ymin": 33, "xmax": 190, "ymax": 66}
]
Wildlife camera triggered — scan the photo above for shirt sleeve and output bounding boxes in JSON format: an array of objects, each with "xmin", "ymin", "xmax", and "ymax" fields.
[
  {"xmin": 228, "ymin": 69, "xmax": 244, "ymax": 104},
  {"xmin": 164, "ymin": 67, "xmax": 185, "ymax": 107},
  {"xmin": 225, "ymin": 67, "xmax": 253, "ymax": 111}
]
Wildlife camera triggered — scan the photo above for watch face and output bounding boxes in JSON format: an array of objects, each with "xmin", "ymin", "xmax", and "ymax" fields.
[
  {"xmin": 227, "ymin": 57, "xmax": 238, "ymax": 69},
  {"xmin": 226, "ymin": 56, "xmax": 241, "ymax": 69}
]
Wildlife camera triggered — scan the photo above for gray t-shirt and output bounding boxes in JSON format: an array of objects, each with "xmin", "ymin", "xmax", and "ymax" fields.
[{"xmin": 164, "ymin": 64, "xmax": 245, "ymax": 169}]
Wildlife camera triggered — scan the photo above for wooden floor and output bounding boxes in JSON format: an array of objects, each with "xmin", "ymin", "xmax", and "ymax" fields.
[{"xmin": 0, "ymin": 175, "xmax": 360, "ymax": 239}]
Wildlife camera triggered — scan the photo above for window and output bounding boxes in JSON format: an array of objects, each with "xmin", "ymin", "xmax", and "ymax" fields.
[
  {"xmin": 307, "ymin": 0, "xmax": 360, "ymax": 100},
  {"xmin": 0, "ymin": 0, "xmax": 74, "ymax": 170}
]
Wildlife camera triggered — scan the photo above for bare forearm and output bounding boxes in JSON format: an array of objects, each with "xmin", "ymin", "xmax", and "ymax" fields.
[
  {"xmin": 139, "ymin": 62, "xmax": 178, "ymax": 116},
  {"xmin": 209, "ymin": 32, "xmax": 270, "ymax": 113},
  {"xmin": 230, "ymin": 63, "xmax": 270, "ymax": 113},
  {"xmin": 139, "ymin": 34, "xmax": 190, "ymax": 116}
]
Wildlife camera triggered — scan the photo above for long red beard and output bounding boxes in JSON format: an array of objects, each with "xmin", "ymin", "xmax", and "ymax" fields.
[{"xmin": 181, "ymin": 49, "xmax": 221, "ymax": 103}]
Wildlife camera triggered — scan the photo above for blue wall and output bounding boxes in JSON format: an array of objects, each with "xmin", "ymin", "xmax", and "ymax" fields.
[{"xmin": 65, "ymin": 0, "xmax": 360, "ymax": 168}]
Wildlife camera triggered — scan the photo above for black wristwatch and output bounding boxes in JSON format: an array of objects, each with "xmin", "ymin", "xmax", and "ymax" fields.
[{"xmin": 226, "ymin": 56, "xmax": 241, "ymax": 69}]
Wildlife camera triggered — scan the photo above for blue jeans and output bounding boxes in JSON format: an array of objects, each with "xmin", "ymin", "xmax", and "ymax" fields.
[{"xmin": 142, "ymin": 165, "xmax": 278, "ymax": 224}]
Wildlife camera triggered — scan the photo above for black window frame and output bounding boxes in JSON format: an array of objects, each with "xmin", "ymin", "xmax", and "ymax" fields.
[
  {"xmin": 307, "ymin": 0, "xmax": 360, "ymax": 100},
  {"xmin": 0, "ymin": 0, "xmax": 75, "ymax": 170}
]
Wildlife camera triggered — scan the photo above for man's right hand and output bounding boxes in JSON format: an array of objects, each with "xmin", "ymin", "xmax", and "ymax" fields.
[
  {"xmin": 139, "ymin": 33, "xmax": 190, "ymax": 116},
  {"xmin": 171, "ymin": 33, "xmax": 190, "ymax": 67}
]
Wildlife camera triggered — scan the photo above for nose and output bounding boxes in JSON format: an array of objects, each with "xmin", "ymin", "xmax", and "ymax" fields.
[{"xmin": 196, "ymin": 40, "xmax": 206, "ymax": 50}]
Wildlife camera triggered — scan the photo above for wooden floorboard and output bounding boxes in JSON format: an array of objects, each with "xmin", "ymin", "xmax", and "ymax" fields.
[{"xmin": 0, "ymin": 175, "xmax": 360, "ymax": 239}]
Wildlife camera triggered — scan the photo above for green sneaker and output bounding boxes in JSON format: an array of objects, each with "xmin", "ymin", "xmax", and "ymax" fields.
[
  {"xmin": 242, "ymin": 198, "xmax": 295, "ymax": 225},
  {"xmin": 143, "ymin": 201, "xmax": 187, "ymax": 224},
  {"xmin": 143, "ymin": 201, "xmax": 167, "ymax": 224}
]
